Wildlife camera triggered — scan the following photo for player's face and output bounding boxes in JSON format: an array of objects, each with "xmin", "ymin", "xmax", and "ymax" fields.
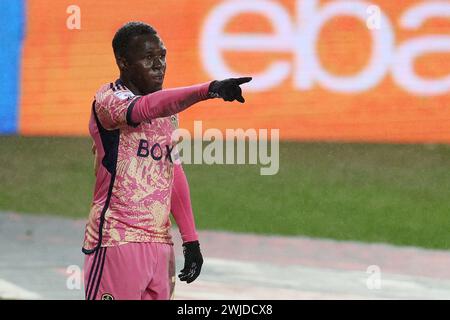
[{"xmin": 123, "ymin": 34, "xmax": 167, "ymax": 95}]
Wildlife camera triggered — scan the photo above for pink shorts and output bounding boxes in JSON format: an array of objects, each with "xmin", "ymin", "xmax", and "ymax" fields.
[{"xmin": 84, "ymin": 242, "xmax": 175, "ymax": 300}]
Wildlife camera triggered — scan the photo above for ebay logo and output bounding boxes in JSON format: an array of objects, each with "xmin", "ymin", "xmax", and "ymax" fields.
[{"xmin": 201, "ymin": 0, "xmax": 450, "ymax": 96}]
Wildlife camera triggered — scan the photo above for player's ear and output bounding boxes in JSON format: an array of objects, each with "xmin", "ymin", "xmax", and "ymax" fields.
[{"xmin": 116, "ymin": 56, "xmax": 128, "ymax": 70}]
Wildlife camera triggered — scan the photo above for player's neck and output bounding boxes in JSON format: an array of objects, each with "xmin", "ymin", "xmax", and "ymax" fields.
[
  {"xmin": 119, "ymin": 76, "xmax": 143, "ymax": 96},
  {"xmin": 119, "ymin": 76, "xmax": 162, "ymax": 96}
]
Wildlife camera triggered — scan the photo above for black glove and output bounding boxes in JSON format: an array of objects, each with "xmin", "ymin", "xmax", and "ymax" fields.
[
  {"xmin": 178, "ymin": 240, "xmax": 203, "ymax": 284},
  {"xmin": 208, "ymin": 77, "xmax": 252, "ymax": 103}
]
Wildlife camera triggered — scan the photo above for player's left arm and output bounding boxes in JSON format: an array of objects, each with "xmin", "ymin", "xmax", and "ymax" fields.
[{"xmin": 171, "ymin": 163, "xmax": 203, "ymax": 283}]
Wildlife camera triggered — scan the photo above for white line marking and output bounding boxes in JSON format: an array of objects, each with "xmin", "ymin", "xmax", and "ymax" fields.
[
  {"xmin": 0, "ymin": 279, "xmax": 41, "ymax": 300},
  {"xmin": 174, "ymin": 257, "xmax": 450, "ymax": 300}
]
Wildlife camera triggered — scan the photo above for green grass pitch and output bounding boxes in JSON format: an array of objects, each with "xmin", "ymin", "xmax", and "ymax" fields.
[{"xmin": 0, "ymin": 136, "xmax": 449, "ymax": 250}]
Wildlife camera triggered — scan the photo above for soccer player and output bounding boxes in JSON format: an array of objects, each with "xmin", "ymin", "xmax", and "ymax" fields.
[{"xmin": 82, "ymin": 21, "xmax": 252, "ymax": 300}]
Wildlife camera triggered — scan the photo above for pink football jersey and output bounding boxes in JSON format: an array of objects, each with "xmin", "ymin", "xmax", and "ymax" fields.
[{"xmin": 83, "ymin": 80, "xmax": 180, "ymax": 254}]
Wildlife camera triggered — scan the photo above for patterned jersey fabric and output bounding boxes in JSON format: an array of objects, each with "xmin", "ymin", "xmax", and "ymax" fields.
[{"xmin": 82, "ymin": 79, "xmax": 178, "ymax": 254}]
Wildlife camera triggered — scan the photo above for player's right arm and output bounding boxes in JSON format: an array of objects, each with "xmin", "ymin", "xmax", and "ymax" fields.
[{"xmin": 91, "ymin": 141, "xmax": 99, "ymax": 176}]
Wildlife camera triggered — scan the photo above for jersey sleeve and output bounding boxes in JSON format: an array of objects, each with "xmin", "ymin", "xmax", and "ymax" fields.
[
  {"xmin": 94, "ymin": 88, "xmax": 141, "ymax": 130},
  {"xmin": 171, "ymin": 163, "xmax": 199, "ymax": 243}
]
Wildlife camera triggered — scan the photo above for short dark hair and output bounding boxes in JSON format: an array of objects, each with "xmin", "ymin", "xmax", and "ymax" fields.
[{"xmin": 112, "ymin": 21, "xmax": 157, "ymax": 58}]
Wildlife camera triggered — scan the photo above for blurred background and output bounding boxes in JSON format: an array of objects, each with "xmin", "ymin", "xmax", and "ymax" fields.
[{"xmin": 0, "ymin": 0, "xmax": 449, "ymax": 300}]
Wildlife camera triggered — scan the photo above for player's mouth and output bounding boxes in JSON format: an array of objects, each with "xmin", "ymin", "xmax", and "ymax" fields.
[{"xmin": 152, "ymin": 73, "xmax": 164, "ymax": 83}]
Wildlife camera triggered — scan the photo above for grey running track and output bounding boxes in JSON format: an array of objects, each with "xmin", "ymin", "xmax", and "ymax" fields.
[{"xmin": 0, "ymin": 211, "xmax": 449, "ymax": 300}]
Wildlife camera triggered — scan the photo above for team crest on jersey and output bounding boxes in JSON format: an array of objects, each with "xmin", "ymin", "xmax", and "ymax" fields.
[
  {"xmin": 114, "ymin": 90, "xmax": 134, "ymax": 101},
  {"xmin": 101, "ymin": 293, "xmax": 114, "ymax": 300},
  {"xmin": 170, "ymin": 115, "xmax": 178, "ymax": 128}
]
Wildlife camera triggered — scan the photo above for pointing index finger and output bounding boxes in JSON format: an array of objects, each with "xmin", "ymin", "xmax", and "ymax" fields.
[{"xmin": 233, "ymin": 77, "xmax": 253, "ymax": 85}]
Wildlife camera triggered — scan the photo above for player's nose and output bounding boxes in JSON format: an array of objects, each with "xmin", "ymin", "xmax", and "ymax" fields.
[{"xmin": 153, "ymin": 58, "xmax": 164, "ymax": 70}]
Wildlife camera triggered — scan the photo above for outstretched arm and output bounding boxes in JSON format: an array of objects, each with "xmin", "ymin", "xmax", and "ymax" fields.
[
  {"xmin": 129, "ymin": 82, "xmax": 211, "ymax": 126},
  {"xmin": 129, "ymin": 77, "xmax": 253, "ymax": 126},
  {"xmin": 96, "ymin": 77, "xmax": 252, "ymax": 130}
]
